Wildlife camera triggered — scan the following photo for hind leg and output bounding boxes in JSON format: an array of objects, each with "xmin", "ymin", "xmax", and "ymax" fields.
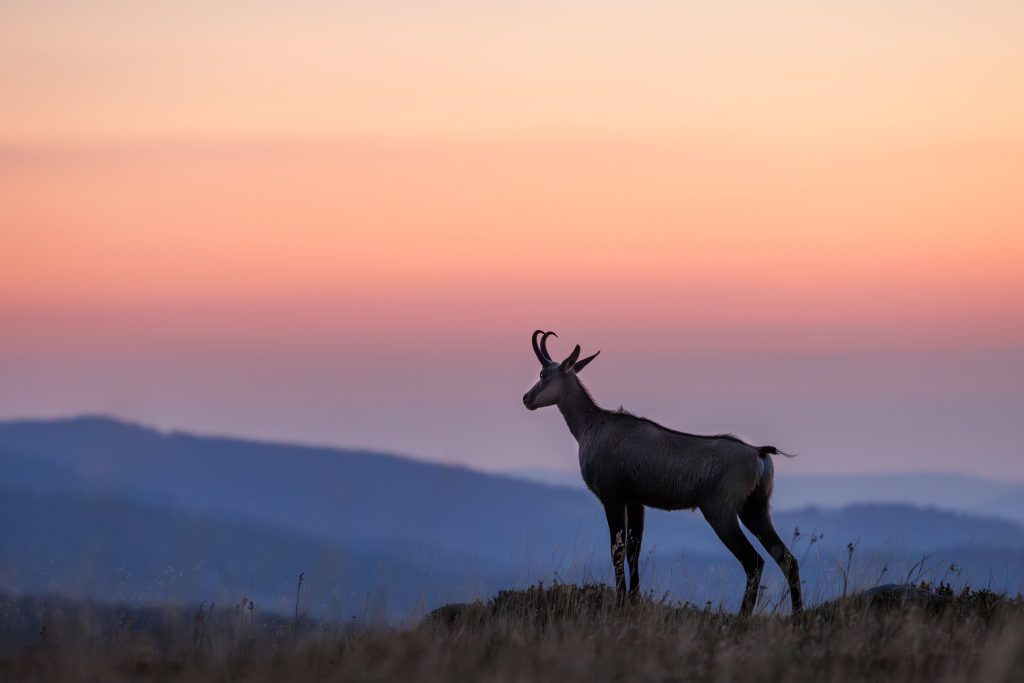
[
  {"xmin": 703, "ymin": 506, "xmax": 764, "ymax": 615},
  {"xmin": 740, "ymin": 502, "xmax": 803, "ymax": 614}
]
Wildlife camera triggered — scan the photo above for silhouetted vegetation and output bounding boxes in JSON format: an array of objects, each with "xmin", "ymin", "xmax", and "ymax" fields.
[{"xmin": 3, "ymin": 582, "xmax": 1023, "ymax": 681}]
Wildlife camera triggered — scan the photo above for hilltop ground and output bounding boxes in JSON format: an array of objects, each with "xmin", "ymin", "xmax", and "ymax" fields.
[{"xmin": 1, "ymin": 582, "xmax": 1021, "ymax": 682}]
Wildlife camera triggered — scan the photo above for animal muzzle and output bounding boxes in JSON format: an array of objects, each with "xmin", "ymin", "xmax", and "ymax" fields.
[{"xmin": 522, "ymin": 391, "xmax": 537, "ymax": 410}]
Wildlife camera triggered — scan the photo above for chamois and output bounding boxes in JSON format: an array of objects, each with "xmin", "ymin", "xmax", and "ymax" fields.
[{"xmin": 522, "ymin": 330, "xmax": 802, "ymax": 615}]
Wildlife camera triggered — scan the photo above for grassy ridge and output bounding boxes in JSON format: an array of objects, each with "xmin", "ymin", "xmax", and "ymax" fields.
[{"xmin": 2, "ymin": 583, "xmax": 1022, "ymax": 682}]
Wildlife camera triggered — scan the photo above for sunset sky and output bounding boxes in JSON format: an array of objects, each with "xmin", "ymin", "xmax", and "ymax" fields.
[{"xmin": 2, "ymin": 1, "xmax": 1022, "ymax": 478}]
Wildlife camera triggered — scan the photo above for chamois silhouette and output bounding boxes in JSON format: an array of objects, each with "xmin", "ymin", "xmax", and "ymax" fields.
[{"xmin": 523, "ymin": 330, "xmax": 802, "ymax": 615}]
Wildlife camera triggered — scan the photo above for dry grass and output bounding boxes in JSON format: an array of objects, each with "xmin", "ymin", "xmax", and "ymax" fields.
[{"xmin": 2, "ymin": 582, "xmax": 1022, "ymax": 682}]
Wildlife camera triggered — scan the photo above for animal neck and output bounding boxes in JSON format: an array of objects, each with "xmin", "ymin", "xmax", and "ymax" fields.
[{"xmin": 558, "ymin": 374, "xmax": 601, "ymax": 442}]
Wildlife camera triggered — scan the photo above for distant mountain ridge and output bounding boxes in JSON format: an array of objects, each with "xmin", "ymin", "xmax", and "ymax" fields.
[
  {"xmin": 505, "ymin": 467, "xmax": 1024, "ymax": 524},
  {"xmin": 2, "ymin": 415, "xmax": 1023, "ymax": 616}
]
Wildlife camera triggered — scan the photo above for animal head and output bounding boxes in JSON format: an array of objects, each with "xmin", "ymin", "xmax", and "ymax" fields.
[{"xmin": 522, "ymin": 329, "xmax": 600, "ymax": 410}]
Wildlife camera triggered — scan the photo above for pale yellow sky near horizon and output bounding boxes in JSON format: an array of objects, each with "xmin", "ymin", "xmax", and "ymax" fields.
[{"xmin": 3, "ymin": 1, "xmax": 1023, "ymax": 143}]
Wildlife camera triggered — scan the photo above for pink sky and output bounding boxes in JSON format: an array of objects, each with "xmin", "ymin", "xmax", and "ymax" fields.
[{"xmin": 1, "ymin": 1, "xmax": 1022, "ymax": 477}]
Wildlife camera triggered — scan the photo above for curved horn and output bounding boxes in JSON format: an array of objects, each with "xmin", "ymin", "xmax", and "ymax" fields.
[
  {"xmin": 540, "ymin": 331, "xmax": 557, "ymax": 363},
  {"xmin": 531, "ymin": 330, "xmax": 547, "ymax": 365}
]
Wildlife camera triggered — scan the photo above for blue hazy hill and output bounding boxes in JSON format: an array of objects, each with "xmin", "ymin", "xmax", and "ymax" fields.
[{"xmin": 2, "ymin": 416, "xmax": 1022, "ymax": 616}]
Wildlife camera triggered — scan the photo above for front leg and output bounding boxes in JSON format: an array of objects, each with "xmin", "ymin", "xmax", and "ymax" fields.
[
  {"xmin": 603, "ymin": 502, "xmax": 627, "ymax": 605},
  {"xmin": 626, "ymin": 503, "xmax": 645, "ymax": 600}
]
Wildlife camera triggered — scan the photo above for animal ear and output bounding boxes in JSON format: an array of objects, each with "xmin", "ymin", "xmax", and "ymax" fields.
[
  {"xmin": 559, "ymin": 345, "xmax": 581, "ymax": 371},
  {"xmin": 572, "ymin": 351, "xmax": 600, "ymax": 374}
]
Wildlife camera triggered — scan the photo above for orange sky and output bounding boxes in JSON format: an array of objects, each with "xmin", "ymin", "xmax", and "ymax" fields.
[{"xmin": 1, "ymin": 1, "xmax": 1023, "ymax": 476}]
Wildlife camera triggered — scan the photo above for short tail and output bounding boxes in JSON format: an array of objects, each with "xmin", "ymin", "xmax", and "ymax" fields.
[{"xmin": 758, "ymin": 445, "xmax": 797, "ymax": 459}]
